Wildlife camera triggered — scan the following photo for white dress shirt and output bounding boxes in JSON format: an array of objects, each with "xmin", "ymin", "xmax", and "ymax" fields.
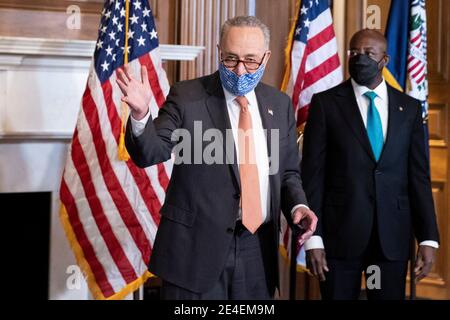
[
  {"xmin": 129, "ymin": 86, "xmax": 308, "ymax": 224},
  {"xmin": 304, "ymin": 78, "xmax": 439, "ymax": 250}
]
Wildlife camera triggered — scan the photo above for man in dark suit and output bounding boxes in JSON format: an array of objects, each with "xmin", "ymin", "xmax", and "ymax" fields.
[
  {"xmin": 116, "ymin": 16, "xmax": 317, "ymax": 299},
  {"xmin": 301, "ymin": 29, "xmax": 440, "ymax": 300}
]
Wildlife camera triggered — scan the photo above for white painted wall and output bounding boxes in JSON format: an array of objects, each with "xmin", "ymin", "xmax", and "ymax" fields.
[
  {"xmin": 0, "ymin": 37, "xmax": 92, "ymax": 299},
  {"xmin": 0, "ymin": 37, "xmax": 202, "ymax": 300}
]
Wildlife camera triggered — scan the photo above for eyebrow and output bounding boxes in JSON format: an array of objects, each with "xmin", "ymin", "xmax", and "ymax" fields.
[{"xmin": 222, "ymin": 51, "xmax": 259, "ymax": 58}]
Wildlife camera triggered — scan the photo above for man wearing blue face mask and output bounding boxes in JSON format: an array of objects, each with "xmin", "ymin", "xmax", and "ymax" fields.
[
  {"xmin": 116, "ymin": 15, "xmax": 317, "ymax": 300},
  {"xmin": 301, "ymin": 29, "xmax": 440, "ymax": 300}
]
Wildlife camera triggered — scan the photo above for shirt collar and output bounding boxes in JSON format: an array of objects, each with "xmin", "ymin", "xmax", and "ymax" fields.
[{"xmin": 351, "ymin": 78, "xmax": 388, "ymax": 102}]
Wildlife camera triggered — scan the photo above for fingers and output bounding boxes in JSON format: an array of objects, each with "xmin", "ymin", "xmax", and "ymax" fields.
[
  {"xmin": 124, "ymin": 64, "xmax": 134, "ymax": 81},
  {"xmin": 141, "ymin": 65, "xmax": 149, "ymax": 86},
  {"xmin": 306, "ymin": 212, "xmax": 318, "ymax": 233},
  {"xmin": 414, "ymin": 254, "xmax": 424, "ymax": 274},
  {"xmin": 299, "ymin": 229, "xmax": 313, "ymax": 244},
  {"xmin": 116, "ymin": 78, "xmax": 128, "ymax": 95},
  {"xmin": 307, "ymin": 250, "xmax": 328, "ymax": 282},
  {"xmin": 117, "ymin": 68, "xmax": 130, "ymax": 87},
  {"xmin": 293, "ymin": 211, "xmax": 302, "ymax": 225},
  {"xmin": 415, "ymin": 259, "xmax": 433, "ymax": 283}
]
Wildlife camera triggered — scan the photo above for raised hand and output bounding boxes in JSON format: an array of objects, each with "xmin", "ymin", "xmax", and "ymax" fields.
[{"xmin": 116, "ymin": 64, "xmax": 152, "ymax": 120}]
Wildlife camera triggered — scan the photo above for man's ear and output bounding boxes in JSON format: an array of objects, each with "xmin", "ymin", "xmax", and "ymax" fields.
[
  {"xmin": 383, "ymin": 54, "xmax": 390, "ymax": 67},
  {"xmin": 263, "ymin": 50, "xmax": 272, "ymax": 65},
  {"xmin": 217, "ymin": 45, "xmax": 221, "ymax": 60}
]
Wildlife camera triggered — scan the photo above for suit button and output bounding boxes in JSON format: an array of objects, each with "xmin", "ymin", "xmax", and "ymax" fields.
[
  {"xmin": 227, "ymin": 227, "xmax": 234, "ymax": 234},
  {"xmin": 233, "ymin": 193, "xmax": 241, "ymax": 199}
]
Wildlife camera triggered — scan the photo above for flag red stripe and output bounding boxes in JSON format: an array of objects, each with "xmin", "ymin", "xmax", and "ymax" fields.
[
  {"xmin": 291, "ymin": 24, "xmax": 336, "ymax": 110},
  {"xmin": 283, "ymin": 226, "xmax": 290, "ymax": 249},
  {"xmin": 291, "ymin": 51, "xmax": 308, "ymax": 110},
  {"xmin": 408, "ymin": 60, "xmax": 421, "ymax": 73},
  {"xmin": 411, "ymin": 33, "xmax": 421, "ymax": 44},
  {"xmin": 157, "ymin": 163, "xmax": 170, "ymax": 189},
  {"xmin": 412, "ymin": 64, "xmax": 425, "ymax": 78},
  {"xmin": 83, "ymin": 85, "xmax": 152, "ymax": 271},
  {"xmin": 139, "ymin": 54, "xmax": 165, "ymax": 107},
  {"xmin": 302, "ymin": 54, "xmax": 341, "ymax": 90},
  {"xmin": 305, "ymin": 24, "xmax": 335, "ymax": 53},
  {"xmin": 297, "ymin": 104, "xmax": 310, "ymax": 127},
  {"xmin": 70, "ymin": 126, "xmax": 138, "ymax": 284},
  {"xmin": 60, "ymin": 177, "xmax": 115, "ymax": 297},
  {"xmin": 138, "ymin": 54, "xmax": 171, "ymax": 190},
  {"xmin": 416, "ymin": 73, "xmax": 426, "ymax": 84},
  {"xmin": 102, "ymin": 80, "xmax": 162, "ymax": 227}
]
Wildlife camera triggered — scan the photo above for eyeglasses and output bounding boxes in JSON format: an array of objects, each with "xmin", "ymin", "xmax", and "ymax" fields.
[
  {"xmin": 220, "ymin": 52, "xmax": 267, "ymax": 71},
  {"xmin": 347, "ymin": 49, "xmax": 385, "ymax": 60}
]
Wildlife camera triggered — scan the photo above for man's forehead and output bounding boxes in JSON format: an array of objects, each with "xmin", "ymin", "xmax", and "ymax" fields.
[
  {"xmin": 350, "ymin": 37, "xmax": 385, "ymax": 49},
  {"xmin": 222, "ymin": 27, "xmax": 265, "ymax": 46}
]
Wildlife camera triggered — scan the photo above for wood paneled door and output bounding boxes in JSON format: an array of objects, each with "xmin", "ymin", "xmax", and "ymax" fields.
[{"xmin": 411, "ymin": 0, "xmax": 450, "ymax": 300}]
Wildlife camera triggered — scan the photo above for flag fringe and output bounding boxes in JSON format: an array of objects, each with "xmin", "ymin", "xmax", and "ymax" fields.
[
  {"xmin": 281, "ymin": 0, "xmax": 302, "ymax": 92},
  {"xmin": 59, "ymin": 204, "xmax": 154, "ymax": 300},
  {"xmin": 382, "ymin": 67, "xmax": 404, "ymax": 92}
]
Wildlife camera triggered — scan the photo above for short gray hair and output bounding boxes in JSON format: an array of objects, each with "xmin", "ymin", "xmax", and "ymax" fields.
[{"xmin": 220, "ymin": 16, "xmax": 270, "ymax": 49}]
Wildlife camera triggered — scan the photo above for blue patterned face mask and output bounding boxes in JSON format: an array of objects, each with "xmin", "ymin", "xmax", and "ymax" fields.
[{"xmin": 219, "ymin": 62, "xmax": 265, "ymax": 96}]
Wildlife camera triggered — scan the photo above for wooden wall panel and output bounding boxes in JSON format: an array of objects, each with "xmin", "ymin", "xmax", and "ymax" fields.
[
  {"xmin": 178, "ymin": 0, "xmax": 249, "ymax": 81},
  {"xmin": 255, "ymin": 0, "xmax": 297, "ymax": 88},
  {"xmin": 419, "ymin": 0, "xmax": 450, "ymax": 300}
]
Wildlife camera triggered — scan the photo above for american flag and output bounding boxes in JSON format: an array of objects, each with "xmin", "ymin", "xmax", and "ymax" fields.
[
  {"xmin": 59, "ymin": 0, "xmax": 171, "ymax": 300},
  {"xmin": 280, "ymin": 0, "xmax": 342, "ymax": 267},
  {"xmin": 407, "ymin": 0, "xmax": 428, "ymax": 119},
  {"xmin": 281, "ymin": 0, "xmax": 343, "ymax": 126}
]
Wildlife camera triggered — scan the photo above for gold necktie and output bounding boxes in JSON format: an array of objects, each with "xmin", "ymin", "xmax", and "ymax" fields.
[{"xmin": 235, "ymin": 96, "xmax": 263, "ymax": 234}]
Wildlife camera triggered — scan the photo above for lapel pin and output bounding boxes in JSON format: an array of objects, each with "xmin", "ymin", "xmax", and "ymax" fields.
[
  {"xmin": 399, "ymin": 106, "xmax": 404, "ymax": 111},
  {"xmin": 268, "ymin": 108, "xmax": 273, "ymax": 116}
]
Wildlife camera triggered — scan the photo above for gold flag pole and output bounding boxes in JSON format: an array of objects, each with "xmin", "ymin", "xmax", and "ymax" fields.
[{"xmin": 118, "ymin": 0, "xmax": 131, "ymax": 161}]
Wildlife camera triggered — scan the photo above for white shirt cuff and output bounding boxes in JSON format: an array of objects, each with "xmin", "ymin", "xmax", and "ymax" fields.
[
  {"xmin": 290, "ymin": 204, "xmax": 309, "ymax": 218},
  {"xmin": 130, "ymin": 110, "xmax": 151, "ymax": 137},
  {"xmin": 419, "ymin": 240, "xmax": 439, "ymax": 249},
  {"xmin": 304, "ymin": 236, "xmax": 324, "ymax": 250}
]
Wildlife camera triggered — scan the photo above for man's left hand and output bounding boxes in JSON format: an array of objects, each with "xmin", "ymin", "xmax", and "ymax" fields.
[
  {"xmin": 414, "ymin": 245, "xmax": 437, "ymax": 283},
  {"xmin": 292, "ymin": 207, "xmax": 318, "ymax": 246}
]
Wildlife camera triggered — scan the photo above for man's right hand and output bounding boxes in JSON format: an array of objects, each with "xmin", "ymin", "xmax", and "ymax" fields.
[
  {"xmin": 306, "ymin": 248, "xmax": 329, "ymax": 281},
  {"xmin": 116, "ymin": 64, "xmax": 152, "ymax": 120}
]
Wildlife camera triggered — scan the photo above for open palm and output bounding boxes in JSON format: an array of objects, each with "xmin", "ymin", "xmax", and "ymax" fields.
[{"xmin": 116, "ymin": 64, "xmax": 152, "ymax": 120}]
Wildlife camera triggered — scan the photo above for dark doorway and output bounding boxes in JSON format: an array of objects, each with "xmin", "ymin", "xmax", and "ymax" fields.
[{"xmin": 1, "ymin": 192, "xmax": 51, "ymax": 299}]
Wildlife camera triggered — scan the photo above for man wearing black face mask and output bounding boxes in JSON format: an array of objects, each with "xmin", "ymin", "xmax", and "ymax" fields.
[{"xmin": 301, "ymin": 29, "xmax": 440, "ymax": 300}]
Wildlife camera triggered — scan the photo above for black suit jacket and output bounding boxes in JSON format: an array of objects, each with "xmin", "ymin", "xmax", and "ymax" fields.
[
  {"xmin": 125, "ymin": 71, "xmax": 308, "ymax": 293},
  {"xmin": 301, "ymin": 79, "xmax": 439, "ymax": 261}
]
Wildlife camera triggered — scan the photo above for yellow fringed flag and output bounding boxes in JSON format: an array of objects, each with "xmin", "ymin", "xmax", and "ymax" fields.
[{"xmin": 59, "ymin": 0, "xmax": 171, "ymax": 299}]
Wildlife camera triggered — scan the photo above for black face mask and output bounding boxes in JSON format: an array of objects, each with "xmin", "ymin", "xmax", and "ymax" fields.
[{"xmin": 348, "ymin": 54, "xmax": 384, "ymax": 86}]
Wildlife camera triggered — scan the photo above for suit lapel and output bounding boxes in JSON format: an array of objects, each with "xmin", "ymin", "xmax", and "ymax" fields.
[
  {"xmin": 336, "ymin": 80, "xmax": 376, "ymax": 162},
  {"xmin": 205, "ymin": 72, "xmax": 241, "ymax": 189},
  {"xmin": 255, "ymin": 84, "xmax": 274, "ymax": 158},
  {"xmin": 378, "ymin": 84, "xmax": 403, "ymax": 163},
  {"xmin": 255, "ymin": 84, "xmax": 276, "ymax": 215}
]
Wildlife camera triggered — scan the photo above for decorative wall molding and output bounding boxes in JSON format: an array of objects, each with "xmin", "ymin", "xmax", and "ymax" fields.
[{"xmin": 0, "ymin": 36, "xmax": 204, "ymax": 61}]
